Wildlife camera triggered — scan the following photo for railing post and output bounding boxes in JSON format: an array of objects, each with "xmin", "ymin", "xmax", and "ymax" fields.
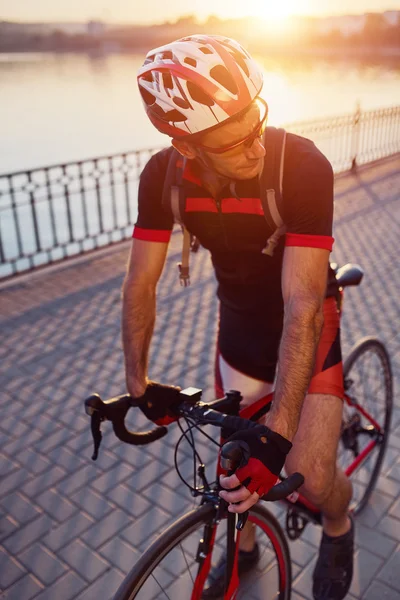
[{"xmin": 351, "ymin": 101, "xmax": 361, "ymax": 172}]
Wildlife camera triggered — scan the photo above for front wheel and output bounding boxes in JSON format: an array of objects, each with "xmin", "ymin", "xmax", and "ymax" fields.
[
  {"xmin": 113, "ymin": 502, "xmax": 292, "ymax": 600},
  {"xmin": 338, "ymin": 337, "xmax": 393, "ymax": 514}
]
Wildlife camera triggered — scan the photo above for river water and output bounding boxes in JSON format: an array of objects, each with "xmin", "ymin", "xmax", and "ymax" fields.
[{"xmin": 1, "ymin": 51, "xmax": 400, "ymax": 174}]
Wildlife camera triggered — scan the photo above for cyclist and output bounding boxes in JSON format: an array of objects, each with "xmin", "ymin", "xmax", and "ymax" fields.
[{"xmin": 122, "ymin": 34, "xmax": 354, "ymax": 600}]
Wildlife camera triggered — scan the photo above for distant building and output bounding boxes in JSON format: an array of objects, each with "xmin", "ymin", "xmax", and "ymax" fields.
[{"xmin": 87, "ymin": 21, "xmax": 106, "ymax": 37}]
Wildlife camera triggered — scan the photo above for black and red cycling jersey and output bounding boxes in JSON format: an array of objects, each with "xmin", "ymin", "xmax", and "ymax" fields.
[
  {"xmin": 133, "ymin": 132, "xmax": 343, "ymax": 393},
  {"xmin": 133, "ymin": 132, "xmax": 335, "ymax": 314}
]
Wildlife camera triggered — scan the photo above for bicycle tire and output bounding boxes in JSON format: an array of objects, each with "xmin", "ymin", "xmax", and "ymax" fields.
[
  {"xmin": 113, "ymin": 502, "xmax": 292, "ymax": 600},
  {"xmin": 340, "ymin": 336, "xmax": 393, "ymax": 515}
]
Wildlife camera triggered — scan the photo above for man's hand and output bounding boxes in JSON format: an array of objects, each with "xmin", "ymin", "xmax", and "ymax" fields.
[
  {"xmin": 135, "ymin": 381, "xmax": 181, "ymax": 426},
  {"xmin": 219, "ymin": 426, "xmax": 292, "ymax": 513}
]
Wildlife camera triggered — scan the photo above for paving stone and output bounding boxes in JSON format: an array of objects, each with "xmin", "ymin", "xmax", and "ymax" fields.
[
  {"xmin": 349, "ymin": 548, "xmax": 384, "ymax": 598},
  {"xmin": 289, "ymin": 537, "xmax": 318, "ymax": 568},
  {"xmin": 0, "ymin": 492, "xmax": 42, "ymax": 526},
  {"xmin": 0, "ymin": 454, "xmax": 19, "ymax": 478},
  {"xmin": 31, "ymin": 570, "xmax": 86, "ymax": 600},
  {"xmin": 0, "ymin": 513, "xmax": 18, "ymax": 543},
  {"xmin": 98, "ymin": 536, "xmax": 140, "ymax": 574},
  {"xmin": 69, "ymin": 487, "xmax": 115, "ymax": 520},
  {"xmin": 81, "ymin": 508, "xmax": 133, "ymax": 550},
  {"xmin": 35, "ymin": 488, "xmax": 78, "ymax": 522},
  {"xmin": 292, "ymin": 555, "xmax": 316, "ymax": 599},
  {"xmin": 355, "ymin": 523, "xmax": 397, "ymax": 559},
  {"xmin": 2, "ymin": 514, "xmax": 54, "ymax": 555},
  {"xmin": 377, "ymin": 547, "xmax": 400, "ymax": 592},
  {"xmin": 0, "ymin": 572, "xmax": 44, "ymax": 599},
  {"xmin": 356, "ymin": 490, "xmax": 394, "ymax": 528},
  {"xmin": 76, "ymin": 567, "xmax": 125, "ymax": 600},
  {"xmin": 105, "ymin": 483, "xmax": 152, "ymax": 517},
  {"xmin": 388, "ymin": 496, "xmax": 400, "ymax": 520},
  {"xmin": 120, "ymin": 506, "xmax": 172, "ymax": 551},
  {"xmin": 16, "ymin": 448, "xmax": 53, "ymax": 475},
  {"xmin": 59, "ymin": 539, "xmax": 110, "ymax": 582},
  {"xmin": 34, "ymin": 426, "xmax": 76, "ymax": 453},
  {"xmin": 376, "ymin": 515, "xmax": 400, "ymax": 541},
  {"xmin": 42, "ymin": 512, "xmax": 95, "ymax": 552},
  {"xmin": 1, "ymin": 428, "xmax": 44, "ymax": 455},
  {"xmin": 45, "ymin": 445, "xmax": 87, "ymax": 472},
  {"xmin": 0, "ymin": 415, "xmax": 31, "ymax": 438},
  {"xmin": 141, "ymin": 482, "xmax": 194, "ymax": 516},
  {"xmin": 20, "ymin": 465, "xmax": 67, "ymax": 498},
  {"xmin": 90, "ymin": 462, "xmax": 135, "ymax": 494},
  {"xmin": 364, "ymin": 580, "xmax": 400, "ymax": 599},
  {"xmin": 0, "ymin": 547, "xmax": 27, "ymax": 588},
  {"xmin": 0, "ymin": 467, "xmax": 33, "ymax": 497},
  {"xmin": 376, "ymin": 474, "xmax": 400, "ymax": 499},
  {"xmin": 55, "ymin": 464, "xmax": 98, "ymax": 495},
  {"xmin": 18, "ymin": 543, "xmax": 67, "ymax": 586}
]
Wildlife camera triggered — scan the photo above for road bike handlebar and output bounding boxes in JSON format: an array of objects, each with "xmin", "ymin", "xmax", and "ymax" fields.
[{"xmin": 84, "ymin": 387, "xmax": 304, "ymax": 500}]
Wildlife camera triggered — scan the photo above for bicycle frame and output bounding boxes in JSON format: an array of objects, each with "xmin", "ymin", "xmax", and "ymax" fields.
[{"xmin": 192, "ymin": 379, "xmax": 385, "ymax": 599}]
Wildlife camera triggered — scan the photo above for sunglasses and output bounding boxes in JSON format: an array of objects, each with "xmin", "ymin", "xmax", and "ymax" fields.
[{"xmin": 191, "ymin": 97, "xmax": 268, "ymax": 155}]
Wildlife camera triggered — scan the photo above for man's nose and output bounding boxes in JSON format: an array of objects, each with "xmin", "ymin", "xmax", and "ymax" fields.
[{"xmin": 245, "ymin": 137, "xmax": 266, "ymax": 160}]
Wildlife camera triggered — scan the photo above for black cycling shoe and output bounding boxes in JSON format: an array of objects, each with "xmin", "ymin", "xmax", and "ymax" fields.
[
  {"xmin": 201, "ymin": 543, "xmax": 260, "ymax": 599},
  {"xmin": 312, "ymin": 516, "xmax": 354, "ymax": 600}
]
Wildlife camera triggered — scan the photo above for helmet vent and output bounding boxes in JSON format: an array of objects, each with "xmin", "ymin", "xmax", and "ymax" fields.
[
  {"xmin": 210, "ymin": 65, "xmax": 238, "ymax": 95},
  {"xmin": 162, "ymin": 72, "xmax": 173, "ymax": 89},
  {"xmin": 187, "ymin": 81, "xmax": 214, "ymax": 106},
  {"xmin": 229, "ymin": 50, "xmax": 249, "ymax": 78},
  {"xmin": 162, "ymin": 51, "xmax": 173, "ymax": 60},
  {"xmin": 141, "ymin": 71, "xmax": 153, "ymax": 83},
  {"xmin": 153, "ymin": 104, "xmax": 187, "ymax": 122},
  {"xmin": 139, "ymin": 87, "xmax": 156, "ymax": 106},
  {"xmin": 184, "ymin": 57, "xmax": 197, "ymax": 67},
  {"xmin": 199, "ymin": 46, "xmax": 213, "ymax": 54},
  {"xmin": 173, "ymin": 97, "xmax": 191, "ymax": 109}
]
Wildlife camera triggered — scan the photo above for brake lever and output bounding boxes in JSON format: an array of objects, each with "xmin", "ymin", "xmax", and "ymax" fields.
[
  {"xmin": 221, "ymin": 440, "xmax": 250, "ymax": 531},
  {"xmin": 237, "ymin": 512, "xmax": 249, "ymax": 531},
  {"xmin": 90, "ymin": 412, "xmax": 103, "ymax": 460}
]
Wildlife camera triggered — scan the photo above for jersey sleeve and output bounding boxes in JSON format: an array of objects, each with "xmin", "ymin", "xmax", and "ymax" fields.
[
  {"xmin": 133, "ymin": 148, "xmax": 174, "ymax": 243},
  {"xmin": 284, "ymin": 149, "xmax": 334, "ymax": 252}
]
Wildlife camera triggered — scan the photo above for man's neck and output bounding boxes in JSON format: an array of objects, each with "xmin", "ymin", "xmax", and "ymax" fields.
[{"xmin": 195, "ymin": 159, "xmax": 230, "ymax": 200}]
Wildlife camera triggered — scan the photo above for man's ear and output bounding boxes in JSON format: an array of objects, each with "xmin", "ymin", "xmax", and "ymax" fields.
[{"xmin": 171, "ymin": 139, "xmax": 198, "ymax": 159}]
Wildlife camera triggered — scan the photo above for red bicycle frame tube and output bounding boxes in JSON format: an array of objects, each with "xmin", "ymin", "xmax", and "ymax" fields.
[{"xmin": 234, "ymin": 391, "xmax": 382, "ymax": 514}]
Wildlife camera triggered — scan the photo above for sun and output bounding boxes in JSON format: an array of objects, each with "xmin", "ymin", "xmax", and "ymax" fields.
[{"xmin": 250, "ymin": 0, "xmax": 301, "ymax": 29}]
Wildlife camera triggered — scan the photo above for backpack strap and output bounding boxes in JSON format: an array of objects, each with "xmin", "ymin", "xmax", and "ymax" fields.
[
  {"xmin": 162, "ymin": 150, "xmax": 191, "ymax": 286},
  {"xmin": 259, "ymin": 126, "xmax": 287, "ymax": 256}
]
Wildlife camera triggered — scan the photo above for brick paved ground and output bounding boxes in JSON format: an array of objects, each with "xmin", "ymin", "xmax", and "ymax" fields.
[{"xmin": 0, "ymin": 155, "xmax": 399, "ymax": 599}]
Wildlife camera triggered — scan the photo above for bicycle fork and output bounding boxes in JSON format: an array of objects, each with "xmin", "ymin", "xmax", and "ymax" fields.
[{"xmin": 192, "ymin": 508, "xmax": 241, "ymax": 600}]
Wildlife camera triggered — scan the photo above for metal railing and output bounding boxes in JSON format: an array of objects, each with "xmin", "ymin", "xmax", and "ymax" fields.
[{"xmin": 1, "ymin": 104, "xmax": 399, "ymax": 279}]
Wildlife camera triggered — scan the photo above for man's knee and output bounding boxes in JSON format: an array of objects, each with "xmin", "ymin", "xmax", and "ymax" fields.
[{"xmin": 285, "ymin": 454, "xmax": 336, "ymax": 506}]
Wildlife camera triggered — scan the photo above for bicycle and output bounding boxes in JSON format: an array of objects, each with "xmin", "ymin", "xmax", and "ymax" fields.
[{"xmin": 84, "ymin": 262, "xmax": 393, "ymax": 600}]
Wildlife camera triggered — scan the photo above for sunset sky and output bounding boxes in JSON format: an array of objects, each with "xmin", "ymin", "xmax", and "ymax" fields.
[{"xmin": 1, "ymin": 0, "xmax": 399, "ymax": 23}]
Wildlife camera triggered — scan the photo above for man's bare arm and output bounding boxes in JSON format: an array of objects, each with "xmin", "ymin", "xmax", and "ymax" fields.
[
  {"xmin": 266, "ymin": 245, "xmax": 330, "ymax": 441},
  {"xmin": 122, "ymin": 238, "xmax": 169, "ymax": 397}
]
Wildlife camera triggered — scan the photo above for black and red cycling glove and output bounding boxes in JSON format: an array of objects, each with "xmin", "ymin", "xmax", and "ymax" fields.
[
  {"xmin": 223, "ymin": 425, "xmax": 292, "ymax": 497},
  {"xmin": 135, "ymin": 381, "xmax": 181, "ymax": 426}
]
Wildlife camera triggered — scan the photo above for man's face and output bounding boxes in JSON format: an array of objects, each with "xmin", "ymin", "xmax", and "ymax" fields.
[{"xmin": 191, "ymin": 100, "xmax": 267, "ymax": 180}]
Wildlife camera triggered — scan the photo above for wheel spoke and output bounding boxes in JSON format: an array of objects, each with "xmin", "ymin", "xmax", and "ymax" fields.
[
  {"xmin": 339, "ymin": 339, "xmax": 392, "ymax": 515},
  {"xmin": 179, "ymin": 542, "xmax": 195, "ymax": 585}
]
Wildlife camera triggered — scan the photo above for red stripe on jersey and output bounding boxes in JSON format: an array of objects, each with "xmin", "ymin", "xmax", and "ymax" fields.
[
  {"xmin": 285, "ymin": 233, "xmax": 334, "ymax": 251},
  {"xmin": 222, "ymin": 197, "xmax": 264, "ymax": 215},
  {"xmin": 186, "ymin": 198, "xmax": 218, "ymax": 213},
  {"xmin": 132, "ymin": 226, "xmax": 171, "ymax": 243},
  {"xmin": 186, "ymin": 197, "xmax": 263, "ymax": 215}
]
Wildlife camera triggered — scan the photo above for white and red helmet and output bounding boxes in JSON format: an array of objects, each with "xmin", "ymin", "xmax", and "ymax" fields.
[{"xmin": 137, "ymin": 34, "xmax": 264, "ymax": 138}]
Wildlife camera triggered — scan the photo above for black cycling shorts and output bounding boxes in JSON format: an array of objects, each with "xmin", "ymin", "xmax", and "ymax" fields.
[{"xmin": 216, "ymin": 297, "xmax": 344, "ymax": 398}]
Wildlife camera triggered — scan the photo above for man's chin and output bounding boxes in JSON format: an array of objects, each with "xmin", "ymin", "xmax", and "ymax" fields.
[{"xmin": 235, "ymin": 161, "xmax": 263, "ymax": 180}]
